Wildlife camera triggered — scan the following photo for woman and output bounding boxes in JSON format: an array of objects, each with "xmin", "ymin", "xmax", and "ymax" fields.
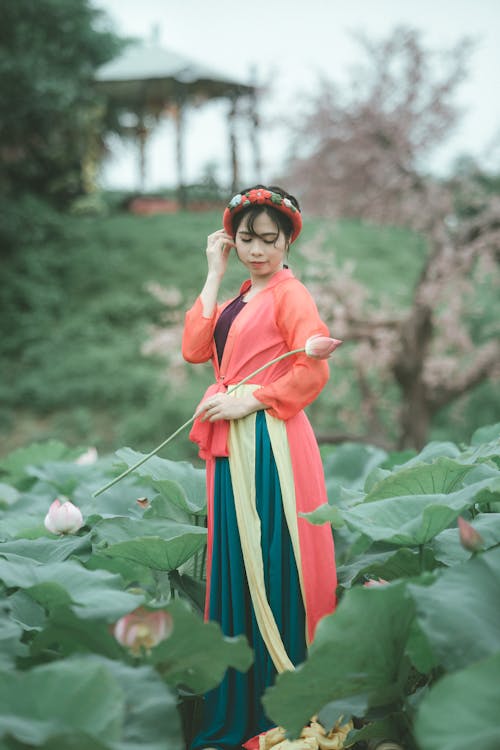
[{"xmin": 182, "ymin": 185, "xmax": 337, "ymax": 750}]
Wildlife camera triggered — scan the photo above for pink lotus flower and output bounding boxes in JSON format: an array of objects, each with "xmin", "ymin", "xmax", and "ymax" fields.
[
  {"xmin": 305, "ymin": 335, "xmax": 343, "ymax": 359},
  {"xmin": 363, "ymin": 577, "xmax": 389, "ymax": 587},
  {"xmin": 113, "ymin": 607, "xmax": 173, "ymax": 655},
  {"xmin": 44, "ymin": 497, "xmax": 84, "ymax": 535},
  {"xmin": 458, "ymin": 516, "xmax": 484, "ymax": 552},
  {"xmin": 75, "ymin": 447, "xmax": 98, "ymax": 465}
]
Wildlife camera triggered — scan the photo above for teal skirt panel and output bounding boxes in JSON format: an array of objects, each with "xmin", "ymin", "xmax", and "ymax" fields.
[{"xmin": 190, "ymin": 411, "xmax": 306, "ymax": 750}]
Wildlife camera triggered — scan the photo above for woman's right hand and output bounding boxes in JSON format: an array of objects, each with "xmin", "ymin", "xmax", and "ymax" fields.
[{"xmin": 206, "ymin": 229, "xmax": 236, "ymax": 279}]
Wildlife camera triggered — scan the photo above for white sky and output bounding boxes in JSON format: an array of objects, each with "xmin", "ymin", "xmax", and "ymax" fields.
[{"xmin": 92, "ymin": 0, "xmax": 500, "ymax": 191}]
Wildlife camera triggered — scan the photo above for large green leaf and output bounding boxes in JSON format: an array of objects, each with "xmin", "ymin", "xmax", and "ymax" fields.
[
  {"xmin": 363, "ymin": 458, "xmax": 475, "ymax": 502},
  {"xmin": 0, "ymin": 656, "xmax": 182, "ymax": 750},
  {"xmin": 85, "ymin": 552, "xmax": 156, "ymax": 591},
  {"xmin": 414, "ymin": 652, "xmax": 500, "ymax": 750},
  {"xmin": 144, "ymin": 493, "xmax": 195, "ymax": 525},
  {"xmin": 26, "ymin": 461, "xmax": 99, "ymax": 498},
  {"xmin": 0, "ymin": 533, "xmax": 92, "ymax": 564},
  {"xmin": 322, "ymin": 443, "xmax": 387, "ymax": 504},
  {"xmin": 0, "ymin": 555, "xmax": 143, "ymax": 620},
  {"xmin": 0, "ymin": 483, "xmax": 19, "ymax": 508},
  {"xmin": 471, "ymin": 422, "xmax": 500, "ymax": 445},
  {"xmin": 0, "ymin": 440, "xmax": 76, "ymax": 489},
  {"xmin": 407, "ymin": 546, "xmax": 500, "ymax": 671},
  {"xmin": 340, "ymin": 476, "xmax": 500, "ymax": 546},
  {"xmin": 115, "ymin": 448, "xmax": 206, "ymax": 514},
  {"xmin": 0, "ymin": 488, "xmax": 60, "ymax": 540},
  {"xmin": 149, "ymin": 598, "xmax": 253, "ymax": 694},
  {"xmin": 0, "ymin": 612, "xmax": 28, "ymax": 668},
  {"xmin": 301, "ymin": 502, "xmax": 345, "ymax": 528},
  {"xmin": 390, "ymin": 441, "xmax": 461, "ymax": 469},
  {"xmin": 30, "ymin": 606, "xmax": 124, "ymax": 659},
  {"xmin": 92, "ymin": 516, "xmax": 206, "ymax": 571},
  {"xmin": 0, "ymin": 659, "xmax": 124, "ymax": 746},
  {"xmin": 74, "ymin": 474, "xmax": 154, "ymax": 520},
  {"xmin": 97, "ymin": 658, "xmax": 183, "ymax": 750},
  {"xmin": 405, "ymin": 619, "xmax": 438, "ymax": 674},
  {"xmin": 262, "ymin": 583, "xmax": 414, "ymax": 738},
  {"xmin": 7, "ymin": 590, "xmax": 47, "ymax": 635}
]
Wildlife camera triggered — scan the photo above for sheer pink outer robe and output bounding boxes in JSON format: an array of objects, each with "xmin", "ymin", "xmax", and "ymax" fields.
[{"xmin": 182, "ymin": 268, "xmax": 337, "ymax": 645}]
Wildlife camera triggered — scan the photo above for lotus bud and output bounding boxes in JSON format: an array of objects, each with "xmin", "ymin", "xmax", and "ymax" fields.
[
  {"xmin": 113, "ymin": 607, "xmax": 173, "ymax": 655},
  {"xmin": 305, "ymin": 335, "xmax": 343, "ymax": 359},
  {"xmin": 44, "ymin": 498, "xmax": 84, "ymax": 535},
  {"xmin": 458, "ymin": 516, "xmax": 484, "ymax": 552}
]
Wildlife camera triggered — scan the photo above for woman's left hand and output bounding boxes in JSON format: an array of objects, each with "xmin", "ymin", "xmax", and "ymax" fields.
[{"xmin": 195, "ymin": 393, "xmax": 263, "ymax": 422}]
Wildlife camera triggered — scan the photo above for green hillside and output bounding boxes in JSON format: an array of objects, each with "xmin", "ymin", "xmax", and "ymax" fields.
[{"xmin": 0, "ymin": 206, "xmax": 494, "ymax": 461}]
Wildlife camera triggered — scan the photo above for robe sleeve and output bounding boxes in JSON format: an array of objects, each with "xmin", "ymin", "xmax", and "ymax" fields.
[
  {"xmin": 252, "ymin": 281, "xmax": 330, "ymax": 420},
  {"xmin": 181, "ymin": 296, "xmax": 218, "ymax": 363}
]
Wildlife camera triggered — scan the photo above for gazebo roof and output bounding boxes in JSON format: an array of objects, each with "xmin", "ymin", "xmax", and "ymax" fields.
[{"xmin": 95, "ymin": 41, "xmax": 254, "ymax": 108}]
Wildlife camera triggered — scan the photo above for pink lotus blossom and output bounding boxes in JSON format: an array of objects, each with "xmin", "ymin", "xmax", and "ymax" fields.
[
  {"xmin": 305, "ymin": 335, "xmax": 343, "ymax": 359},
  {"xmin": 363, "ymin": 577, "xmax": 389, "ymax": 587},
  {"xmin": 75, "ymin": 447, "xmax": 98, "ymax": 465},
  {"xmin": 44, "ymin": 498, "xmax": 84, "ymax": 535},
  {"xmin": 113, "ymin": 607, "xmax": 173, "ymax": 654},
  {"xmin": 458, "ymin": 516, "xmax": 484, "ymax": 552}
]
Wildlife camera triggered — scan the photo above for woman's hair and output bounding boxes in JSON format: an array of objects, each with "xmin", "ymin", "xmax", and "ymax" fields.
[{"xmin": 232, "ymin": 184, "xmax": 301, "ymax": 243}]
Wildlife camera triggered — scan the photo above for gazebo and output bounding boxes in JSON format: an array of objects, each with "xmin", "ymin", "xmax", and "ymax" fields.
[{"xmin": 94, "ymin": 39, "xmax": 261, "ymax": 204}]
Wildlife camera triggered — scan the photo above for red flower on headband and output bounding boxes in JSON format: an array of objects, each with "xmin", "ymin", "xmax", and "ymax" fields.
[{"xmin": 247, "ymin": 188, "xmax": 272, "ymax": 203}]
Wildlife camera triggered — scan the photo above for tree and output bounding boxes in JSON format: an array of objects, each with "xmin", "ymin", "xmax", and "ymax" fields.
[
  {"xmin": 0, "ymin": 0, "xmax": 123, "ymax": 207},
  {"xmin": 281, "ymin": 27, "xmax": 500, "ymax": 449}
]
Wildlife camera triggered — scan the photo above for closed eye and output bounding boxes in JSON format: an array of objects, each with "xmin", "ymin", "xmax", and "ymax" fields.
[{"xmin": 241, "ymin": 238, "xmax": 275, "ymax": 244}]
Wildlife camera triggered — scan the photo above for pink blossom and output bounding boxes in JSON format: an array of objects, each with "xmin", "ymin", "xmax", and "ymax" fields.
[
  {"xmin": 305, "ymin": 335, "xmax": 343, "ymax": 359},
  {"xmin": 363, "ymin": 577, "xmax": 389, "ymax": 587},
  {"xmin": 44, "ymin": 498, "xmax": 84, "ymax": 535},
  {"xmin": 75, "ymin": 447, "xmax": 98, "ymax": 465},
  {"xmin": 113, "ymin": 607, "xmax": 173, "ymax": 654},
  {"xmin": 458, "ymin": 516, "xmax": 484, "ymax": 552}
]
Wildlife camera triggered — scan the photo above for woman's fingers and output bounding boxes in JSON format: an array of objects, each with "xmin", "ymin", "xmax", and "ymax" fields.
[
  {"xmin": 207, "ymin": 229, "xmax": 236, "ymax": 249},
  {"xmin": 205, "ymin": 230, "xmax": 236, "ymax": 275},
  {"xmin": 195, "ymin": 395, "xmax": 229, "ymax": 422},
  {"xmin": 195, "ymin": 396, "xmax": 219, "ymax": 420}
]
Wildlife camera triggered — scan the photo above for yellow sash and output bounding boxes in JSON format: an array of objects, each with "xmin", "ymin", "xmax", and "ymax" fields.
[{"xmin": 227, "ymin": 384, "xmax": 307, "ymax": 673}]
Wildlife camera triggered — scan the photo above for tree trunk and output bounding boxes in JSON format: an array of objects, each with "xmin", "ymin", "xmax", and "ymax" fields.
[{"xmin": 397, "ymin": 378, "xmax": 432, "ymax": 450}]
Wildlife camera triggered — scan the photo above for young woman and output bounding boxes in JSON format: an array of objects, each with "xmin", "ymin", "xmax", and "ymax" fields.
[{"xmin": 182, "ymin": 185, "xmax": 337, "ymax": 750}]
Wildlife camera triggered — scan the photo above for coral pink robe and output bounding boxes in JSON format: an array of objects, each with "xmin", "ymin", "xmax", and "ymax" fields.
[{"xmin": 182, "ymin": 269, "xmax": 337, "ymax": 645}]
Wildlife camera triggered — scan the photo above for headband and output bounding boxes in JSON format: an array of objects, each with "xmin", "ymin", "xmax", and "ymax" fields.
[{"xmin": 223, "ymin": 188, "xmax": 303, "ymax": 243}]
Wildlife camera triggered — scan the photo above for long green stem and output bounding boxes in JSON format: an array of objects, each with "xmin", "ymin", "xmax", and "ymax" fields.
[{"xmin": 93, "ymin": 347, "xmax": 305, "ymax": 497}]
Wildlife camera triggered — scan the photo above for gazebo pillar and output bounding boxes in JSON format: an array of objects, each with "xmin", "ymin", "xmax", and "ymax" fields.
[
  {"xmin": 174, "ymin": 99, "xmax": 187, "ymax": 209},
  {"xmin": 228, "ymin": 96, "xmax": 240, "ymax": 194},
  {"xmin": 136, "ymin": 117, "xmax": 148, "ymax": 192}
]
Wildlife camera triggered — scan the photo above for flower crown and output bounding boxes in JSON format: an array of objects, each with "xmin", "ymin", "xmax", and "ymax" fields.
[{"xmin": 223, "ymin": 188, "xmax": 303, "ymax": 243}]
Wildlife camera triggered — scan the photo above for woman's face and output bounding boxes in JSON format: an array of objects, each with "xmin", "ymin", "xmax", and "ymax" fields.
[{"xmin": 235, "ymin": 210, "xmax": 289, "ymax": 284}]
